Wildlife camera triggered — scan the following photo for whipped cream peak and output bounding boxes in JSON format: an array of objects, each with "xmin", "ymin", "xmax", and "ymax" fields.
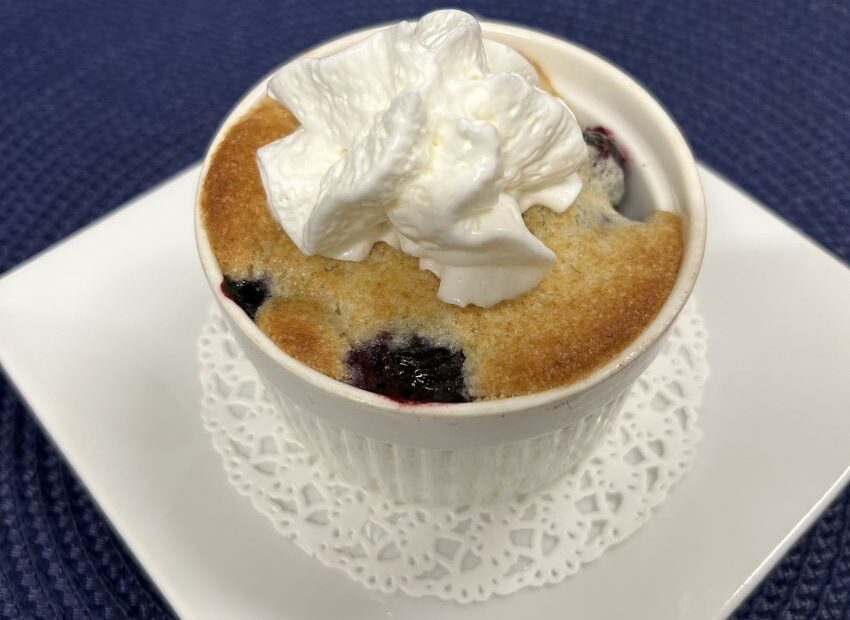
[{"xmin": 257, "ymin": 9, "xmax": 587, "ymax": 307}]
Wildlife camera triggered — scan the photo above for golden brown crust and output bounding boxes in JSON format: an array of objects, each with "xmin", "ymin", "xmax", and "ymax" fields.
[
  {"xmin": 462, "ymin": 206, "xmax": 682, "ymax": 397},
  {"xmin": 201, "ymin": 101, "xmax": 300, "ymax": 277},
  {"xmin": 200, "ymin": 97, "xmax": 683, "ymax": 399},
  {"xmin": 255, "ymin": 298, "xmax": 345, "ymax": 378},
  {"xmin": 531, "ymin": 60, "xmax": 556, "ymax": 95}
]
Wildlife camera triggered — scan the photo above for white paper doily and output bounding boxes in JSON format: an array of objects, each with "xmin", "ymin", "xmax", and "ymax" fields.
[{"xmin": 199, "ymin": 300, "xmax": 708, "ymax": 603}]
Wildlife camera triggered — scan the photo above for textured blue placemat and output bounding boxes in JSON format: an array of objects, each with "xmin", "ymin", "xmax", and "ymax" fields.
[{"xmin": 1, "ymin": 1, "xmax": 848, "ymax": 618}]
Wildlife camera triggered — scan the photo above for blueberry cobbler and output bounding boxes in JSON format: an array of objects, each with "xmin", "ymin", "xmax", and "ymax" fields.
[{"xmin": 200, "ymin": 11, "xmax": 682, "ymax": 403}]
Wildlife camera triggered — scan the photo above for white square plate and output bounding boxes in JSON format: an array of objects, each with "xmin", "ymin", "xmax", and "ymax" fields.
[{"xmin": 1, "ymin": 165, "xmax": 849, "ymax": 619}]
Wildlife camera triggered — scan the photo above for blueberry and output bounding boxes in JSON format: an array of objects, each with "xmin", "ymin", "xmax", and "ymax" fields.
[
  {"xmin": 583, "ymin": 126, "xmax": 627, "ymax": 207},
  {"xmin": 583, "ymin": 126, "xmax": 626, "ymax": 168},
  {"xmin": 221, "ymin": 275, "xmax": 271, "ymax": 320},
  {"xmin": 345, "ymin": 333, "xmax": 469, "ymax": 403}
]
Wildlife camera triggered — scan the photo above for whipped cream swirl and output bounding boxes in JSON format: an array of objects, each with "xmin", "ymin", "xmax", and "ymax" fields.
[{"xmin": 257, "ymin": 10, "xmax": 587, "ymax": 307}]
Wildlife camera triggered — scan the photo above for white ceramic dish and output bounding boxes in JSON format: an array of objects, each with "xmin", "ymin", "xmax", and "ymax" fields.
[
  {"xmin": 195, "ymin": 21, "xmax": 706, "ymax": 503},
  {"xmin": 1, "ymin": 163, "xmax": 849, "ymax": 618}
]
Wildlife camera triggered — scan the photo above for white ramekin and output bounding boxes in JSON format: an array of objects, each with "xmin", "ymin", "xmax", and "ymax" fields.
[{"xmin": 195, "ymin": 20, "xmax": 706, "ymax": 504}]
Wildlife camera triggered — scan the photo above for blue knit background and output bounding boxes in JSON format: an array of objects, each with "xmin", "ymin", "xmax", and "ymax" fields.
[{"xmin": 1, "ymin": 1, "xmax": 848, "ymax": 618}]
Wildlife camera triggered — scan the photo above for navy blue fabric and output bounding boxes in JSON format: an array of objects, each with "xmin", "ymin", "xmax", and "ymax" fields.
[{"xmin": 0, "ymin": 1, "xmax": 848, "ymax": 618}]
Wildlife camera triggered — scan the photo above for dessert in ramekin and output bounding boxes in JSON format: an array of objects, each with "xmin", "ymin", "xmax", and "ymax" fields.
[{"xmin": 196, "ymin": 10, "xmax": 705, "ymax": 503}]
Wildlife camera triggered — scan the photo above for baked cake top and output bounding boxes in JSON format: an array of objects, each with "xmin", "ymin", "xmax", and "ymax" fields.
[{"xmin": 200, "ymin": 96, "xmax": 682, "ymax": 401}]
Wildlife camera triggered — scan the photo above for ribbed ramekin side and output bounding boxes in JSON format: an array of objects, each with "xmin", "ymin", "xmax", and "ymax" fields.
[{"xmin": 266, "ymin": 384, "xmax": 629, "ymax": 504}]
